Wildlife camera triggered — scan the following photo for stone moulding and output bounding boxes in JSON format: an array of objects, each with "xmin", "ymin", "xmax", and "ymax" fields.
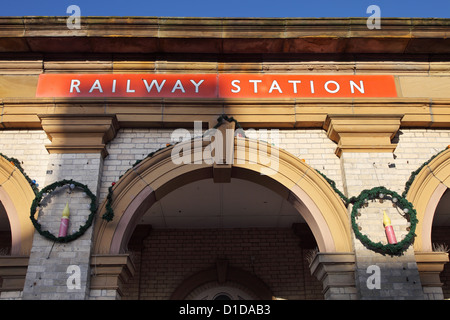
[
  {"xmin": 90, "ymin": 254, "xmax": 135, "ymax": 298},
  {"xmin": 415, "ymin": 251, "xmax": 449, "ymax": 288},
  {"xmin": 0, "ymin": 97, "xmax": 447, "ymax": 130},
  {"xmin": 0, "ymin": 157, "xmax": 36, "ymax": 255},
  {"xmin": 323, "ymin": 114, "xmax": 403, "ymax": 157},
  {"xmin": 406, "ymin": 148, "xmax": 450, "ymax": 252},
  {"xmin": 93, "ymin": 136, "xmax": 353, "ymax": 255},
  {"xmin": 1, "ymin": 17, "xmax": 450, "ymax": 54},
  {"xmin": 309, "ymin": 252, "xmax": 356, "ymax": 299},
  {"xmin": 0, "ymin": 256, "xmax": 29, "ymax": 292},
  {"xmin": 38, "ymin": 114, "xmax": 119, "ymax": 158}
]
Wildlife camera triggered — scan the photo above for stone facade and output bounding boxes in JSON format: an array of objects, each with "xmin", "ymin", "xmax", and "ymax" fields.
[
  {"xmin": 1, "ymin": 127, "xmax": 449, "ymax": 299},
  {"xmin": 0, "ymin": 17, "xmax": 450, "ymax": 300},
  {"xmin": 2, "ymin": 128, "xmax": 449, "ymax": 219}
]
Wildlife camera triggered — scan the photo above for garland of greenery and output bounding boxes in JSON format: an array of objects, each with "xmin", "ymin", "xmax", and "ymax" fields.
[
  {"xmin": 402, "ymin": 145, "xmax": 449, "ymax": 198},
  {"xmin": 103, "ymin": 184, "xmax": 115, "ymax": 222},
  {"xmin": 102, "ymin": 144, "xmax": 170, "ymax": 222},
  {"xmin": 30, "ymin": 179, "xmax": 97, "ymax": 243},
  {"xmin": 0, "ymin": 153, "xmax": 39, "ymax": 195},
  {"xmin": 315, "ymin": 169, "xmax": 354, "ymax": 205},
  {"xmin": 213, "ymin": 114, "xmax": 245, "ymax": 131}
]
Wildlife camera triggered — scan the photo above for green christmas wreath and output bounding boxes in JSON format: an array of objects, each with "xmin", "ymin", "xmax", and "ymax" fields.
[
  {"xmin": 350, "ymin": 186, "xmax": 418, "ymax": 256},
  {"xmin": 30, "ymin": 179, "xmax": 97, "ymax": 243}
]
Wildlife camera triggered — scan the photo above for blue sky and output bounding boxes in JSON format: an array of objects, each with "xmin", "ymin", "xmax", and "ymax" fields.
[{"xmin": 1, "ymin": 0, "xmax": 450, "ymax": 18}]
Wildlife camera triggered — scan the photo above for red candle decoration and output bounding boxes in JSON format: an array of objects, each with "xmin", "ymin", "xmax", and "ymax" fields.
[
  {"xmin": 383, "ymin": 211, "xmax": 397, "ymax": 244},
  {"xmin": 58, "ymin": 202, "xmax": 70, "ymax": 237}
]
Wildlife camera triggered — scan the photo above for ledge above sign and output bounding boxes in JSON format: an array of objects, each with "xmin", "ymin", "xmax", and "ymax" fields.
[{"xmin": 36, "ymin": 74, "xmax": 398, "ymax": 99}]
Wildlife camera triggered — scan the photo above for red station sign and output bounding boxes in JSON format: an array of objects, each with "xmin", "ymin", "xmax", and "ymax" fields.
[{"xmin": 36, "ymin": 74, "xmax": 398, "ymax": 98}]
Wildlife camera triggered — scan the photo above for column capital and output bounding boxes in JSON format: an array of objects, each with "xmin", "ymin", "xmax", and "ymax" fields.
[
  {"xmin": 309, "ymin": 252, "xmax": 357, "ymax": 300},
  {"xmin": 0, "ymin": 256, "xmax": 29, "ymax": 293},
  {"xmin": 90, "ymin": 254, "xmax": 135, "ymax": 298},
  {"xmin": 38, "ymin": 114, "xmax": 119, "ymax": 158},
  {"xmin": 324, "ymin": 114, "xmax": 403, "ymax": 157},
  {"xmin": 415, "ymin": 251, "xmax": 449, "ymax": 288}
]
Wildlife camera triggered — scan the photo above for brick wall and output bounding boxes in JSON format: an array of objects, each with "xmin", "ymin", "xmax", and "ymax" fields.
[
  {"xmin": 99, "ymin": 128, "xmax": 177, "ymax": 202},
  {"xmin": 0, "ymin": 130, "xmax": 50, "ymax": 187},
  {"xmin": 121, "ymin": 227, "xmax": 324, "ymax": 300},
  {"xmin": 387, "ymin": 129, "xmax": 450, "ymax": 195},
  {"xmin": 340, "ymin": 129, "xmax": 450, "ymax": 199}
]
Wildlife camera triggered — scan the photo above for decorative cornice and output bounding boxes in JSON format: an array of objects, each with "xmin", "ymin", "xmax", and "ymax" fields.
[
  {"xmin": 38, "ymin": 114, "xmax": 119, "ymax": 158},
  {"xmin": 90, "ymin": 254, "xmax": 135, "ymax": 297},
  {"xmin": 1, "ymin": 97, "xmax": 447, "ymax": 129},
  {"xmin": 0, "ymin": 256, "xmax": 29, "ymax": 292},
  {"xmin": 1, "ymin": 17, "xmax": 450, "ymax": 54},
  {"xmin": 324, "ymin": 114, "xmax": 403, "ymax": 157},
  {"xmin": 309, "ymin": 252, "xmax": 356, "ymax": 298},
  {"xmin": 415, "ymin": 251, "xmax": 449, "ymax": 288}
]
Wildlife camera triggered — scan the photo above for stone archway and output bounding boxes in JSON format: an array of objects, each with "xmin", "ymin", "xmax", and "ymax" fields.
[
  {"xmin": 0, "ymin": 157, "xmax": 36, "ymax": 255},
  {"xmin": 170, "ymin": 259, "xmax": 273, "ymax": 300},
  {"xmin": 91, "ymin": 134, "xmax": 355, "ymax": 299},
  {"xmin": 93, "ymin": 138, "xmax": 352, "ymax": 255},
  {"xmin": 405, "ymin": 148, "xmax": 450, "ymax": 296},
  {"xmin": 406, "ymin": 148, "xmax": 450, "ymax": 252}
]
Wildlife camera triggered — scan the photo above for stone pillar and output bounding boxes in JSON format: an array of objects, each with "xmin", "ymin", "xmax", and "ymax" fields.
[
  {"xmin": 415, "ymin": 252, "xmax": 449, "ymax": 300},
  {"xmin": 341, "ymin": 152, "xmax": 425, "ymax": 299},
  {"xmin": 0, "ymin": 256, "xmax": 29, "ymax": 299},
  {"xmin": 89, "ymin": 254, "xmax": 135, "ymax": 300},
  {"xmin": 354, "ymin": 247, "xmax": 424, "ymax": 300},
  {"xmin": 22, "ymin": 115, "xmax": 118, "ymax": 300},
  {"xmin": 88, "ymin": 225, "xmax": 148, "ymax": 299},
  {"xmin": 309, "ymin": 252, "xmax": 357, "ymax": 300},
  {"xmin": 324, "ymin": 114, "xmax": 427, "ymax": 299}
]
